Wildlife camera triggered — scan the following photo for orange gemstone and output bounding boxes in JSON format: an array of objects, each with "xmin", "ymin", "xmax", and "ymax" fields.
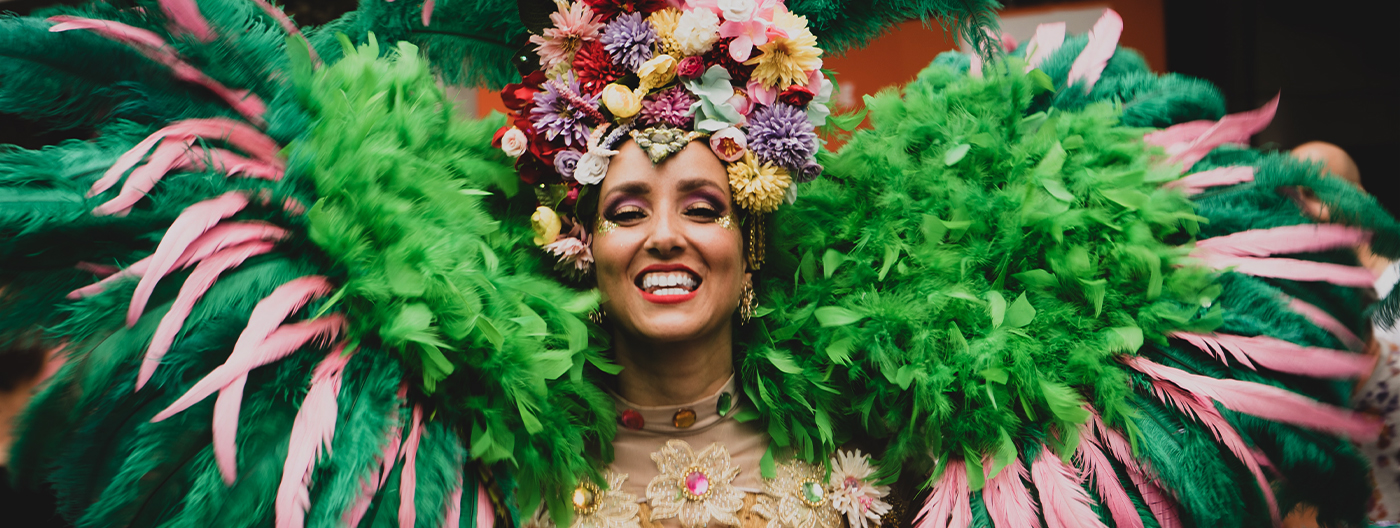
[{"xmin": 673, "ymin": 408, "xmax": 697, "ymax": 428}]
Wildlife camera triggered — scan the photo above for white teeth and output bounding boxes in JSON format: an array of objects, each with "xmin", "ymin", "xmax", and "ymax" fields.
[
  {"xmin": 652, "ymin": 288, "xmax": 690, "ymax": 296},
  {"xmin": 640, "ymin": 271, "xmax": 699, "ymax": 292}
]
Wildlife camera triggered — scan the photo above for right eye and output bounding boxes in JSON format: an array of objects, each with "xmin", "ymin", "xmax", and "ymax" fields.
[{"xmin": 608, "ymin": 205, "xmax": 647, "ymax": 223}]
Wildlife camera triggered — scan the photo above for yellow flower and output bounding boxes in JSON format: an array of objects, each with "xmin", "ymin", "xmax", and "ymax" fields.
[
  {"xmin": 727, "ymin": 152, "xmax": 791, "ymax": 213},
  {"xmin": 648, "ymin": 8, "xmax": 682, "ymax": 56},
  {"xmin": 743, "ymin": 9, "xmax": 822, "ymax": 90},
  {"xmin": 531, "ymin": 206, "xmax": 562, "ymax": 246},
  {"xmin": 636, "ymin": 54, "xmax": 678, "ymax": 91},
  {"xmin": 600, "ymin": 83, "xmax": 642, "ymax": 118}
]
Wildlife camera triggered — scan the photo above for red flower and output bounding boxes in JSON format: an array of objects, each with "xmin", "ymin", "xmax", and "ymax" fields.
[
  {"xmin": 573, "ymin": 40, "xmax": 628, "ymax": 96},
  {"xmin": 581, "ymin": 0, "xmax": 667, "ymax": 20},
  {"xmin": 501, "ymin": 70, "xmax": 546, "ymax": 112},
  {"xmin": 703, "ymin": 39, "xmax": 756, "ymax": 84},
  {"xmin": 677, "ymin": 56, "xmax": 705, "ymax": 80},
  {"xmin": 516, "ymin": 153, "xmax": 559, "ymax": 186},
  {"xmin": 779, "ymin": 84, "xmax": 815, "ymax": 107}
]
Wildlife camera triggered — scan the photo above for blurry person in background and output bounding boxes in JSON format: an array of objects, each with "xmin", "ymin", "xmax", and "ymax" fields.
[
  {"xmin": 0, "ymin": 286, "xmax": 67, "ymax": 528},
  {"xmin": 1291, "ymin": 142, "xmax": 1400, "ymax": 525}
]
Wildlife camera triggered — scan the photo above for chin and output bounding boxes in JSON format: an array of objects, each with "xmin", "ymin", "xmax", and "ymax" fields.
[{"xmin": 611, "ymin": 303, "xmax": 728, "ymax": 344}]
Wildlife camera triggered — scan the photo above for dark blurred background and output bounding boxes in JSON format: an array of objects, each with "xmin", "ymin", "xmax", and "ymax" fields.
[{"xmin": 1, "ymin": 0, "xmax": 1396, "ymax": 213}]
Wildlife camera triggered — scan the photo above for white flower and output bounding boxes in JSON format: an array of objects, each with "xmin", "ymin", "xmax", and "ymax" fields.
[
  {"xmin": 501, "ymin": 127, "xmax": 528, "ymax": 157},
  {"xmin": 544, "ymin": 235, "xmax": 594, "ymax": 278},
  {"xmin": 674, "ymin": 8, "xmax": 720, "ymax": 56},
  {"xmin": 805, "ymin": 69, "xmax": 834, "ymax": 127},
  {"xmin": 717, "ymin": 0, "xmax": 756, "ymax": 22},
  {"xmin": 574, "ymin": 153, "xmax": 609, "ymax": 185},
  {"xmin": 827, "ymin": 450, "xmax": 891, "ymax": 528}
]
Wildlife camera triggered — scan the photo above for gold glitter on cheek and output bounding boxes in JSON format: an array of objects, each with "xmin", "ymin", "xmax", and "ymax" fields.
[
  {"xmin": 714, "ymin": 214, "xmax": 736, "ymax": 230},
  {"xmin": 596, "ymin": 219, "xmax": 620, "ymax": 235}
]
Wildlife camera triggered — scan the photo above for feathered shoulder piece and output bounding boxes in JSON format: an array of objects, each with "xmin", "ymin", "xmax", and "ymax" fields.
[{"xmin": 740, "ymin": 9, "xmax": 1398, "ymax": 527}]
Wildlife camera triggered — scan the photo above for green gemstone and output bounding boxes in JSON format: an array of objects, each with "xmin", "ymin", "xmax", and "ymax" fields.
[
  {"xmin": 801, "ymin": 481, "xmax": 824, "ymax": 505},
  {"xmin": 717, "ymin": 393, "xmax": 733, "ymax": 415}
]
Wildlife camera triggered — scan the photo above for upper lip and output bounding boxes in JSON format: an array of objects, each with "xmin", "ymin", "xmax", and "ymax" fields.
[{"xmin": 635, "ymin": 263, "xmax": 701, "ymax": 287}]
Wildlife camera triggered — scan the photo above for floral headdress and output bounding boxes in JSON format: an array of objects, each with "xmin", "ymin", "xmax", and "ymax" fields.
[{"xmin": 496, "ymin": 0, "xmax": 833, "ymax": 276}]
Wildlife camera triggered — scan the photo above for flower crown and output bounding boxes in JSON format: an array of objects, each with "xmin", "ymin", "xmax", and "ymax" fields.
[{"xmin": 496, "ymin": 0, "xmax": 832, "ymax": 277}]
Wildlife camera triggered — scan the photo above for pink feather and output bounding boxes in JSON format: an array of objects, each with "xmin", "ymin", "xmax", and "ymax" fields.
[
  {"xmin": 93, "ymin": 139, "xmax": 195, "ymax": 216},
  {"xmin": 401, "ymin": 404, "xmax": 425, "ymax": 528},
  {"xmin": 981, "ymin": 457, "xmax": 1039, "ymax": 528},
  {"xmin": 213, "ymin": 374, "xmax": 247, "ymax": 483},
  {"xmin": 69, "ymin": 258, "xmax": 150, "ymax": 299},
  {"xmin": 1147, "ymin": 381, "xmax": 1281, "ymax": 525},
  {"xmin": 1172, "ymin": 331, "xmax": 1374, "ymax": 379},
  {"xmin": 151, "ymin": 313, "xmax": 346, "ymax": 423},
  {"xmin": 125, "ymin": 192, "xmax": 250, "ymax": 325},
  {"xmin": 344, "ymin": 390, "xmax": 408, "ymax": 527},
  {"xmin": 476, "ymin": 480, "xmax": 495, "ymax": 528},
  {"xmin": 1065, "ymin": 9, "xmax": 1122, "ymax": 92},
  {"xmin": 138, "ymin": 239, "xmax": 279, "ymax": 391},
  {"xmin": 915, "ymin": 459, "xmax": 972, "ymax": 528},
  {"xmin": 444, "ymin": 472, "xmax": 464, "ymax": 528},
  {"xmin": 1030, "ymin": 444, "xmax": 1108, "ymax": 528},
  {"xmin": 75, "ymin": 261, "xmax": 121, "ymax": 277},
  {"xmin": 88, "ymin": 119, "xmax": 280, "ymax": 198},
  {"xmin": 1023, "ymin": 22, "xmax": 1066, "ymax": 72},
  {"xmin": 48, "ymin": 18, "xmax": 266, "ymax": 126},
  {"xmin": 1193, "ymin": 254, "xmax": 1377, "ymax": 287},
  {"xmin": 1285, "ymin": 296, "xmax": 1365, "ymax": 352},
  {"xmin": 1142, "ymin": 95, "xmax": 1279, "ymax": 171},
  {"xmin": 1194, "ymin": 224, "xmax": 1370, "ymax": 258},
  {"xmin": 422, "ymin": 0, "xmax": 436, "ymax": 26},
  {"xmin": 1085, "ymin": 411, "xmax": 1182, "ymax": 528},
  {"xmin": 276, "ymin": 345, "xmax": 353, "ymax": 528},
  {"xmin": 158, "ymin": 0, "xmax": 215, "ymax": 41},
  {"xmin": 1162, "ymin": 166, "xmax": 1255, "ymax": 194},
  {"xmin": 1074, "ymin": 436, "xmax": 1143, "ymax": 528},
  {"xmin": 181, "ymin": 146, "xmax": 286, "ymax": 181},
  {"xmin": 1123, "ymin": 356, "xmax": 1380, "ymax": 440}
]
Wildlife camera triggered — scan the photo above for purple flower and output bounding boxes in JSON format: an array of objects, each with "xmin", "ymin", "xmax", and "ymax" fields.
[
  {"xmin": 600, "ymin": 12, "xmax": 655, "ymax": 71},
  {"xmin": 554, "ymin": 149, "xmax": 583, "ymax": 180},
  {"xmin": 796, "ymin": 159, "xmax": 823, "ymax": 183},
  {"xmin": 747, "ymin": 103, "xmax": 817, "ymax": 172},
  {"xmin": 530, "ymin": 73, "xmax": 597, "ymax": 147},
  {"xmin": 638, "ymin": 87, "xmax": 696, "ymax": 128}
]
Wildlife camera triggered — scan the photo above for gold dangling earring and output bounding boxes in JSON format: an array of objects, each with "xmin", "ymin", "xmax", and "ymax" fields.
[
  {"xmin": 589, "ymin": 306, "xmax": 606, "ymax": 324},
  {"xmin": 739, "ymin": 281, "xmax": 755, "ymax": 324}
]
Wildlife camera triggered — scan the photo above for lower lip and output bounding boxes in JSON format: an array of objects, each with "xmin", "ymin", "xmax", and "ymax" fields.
[{"xmin": 639, "ymin": 288, "xmax": 698, "ymax": 304}]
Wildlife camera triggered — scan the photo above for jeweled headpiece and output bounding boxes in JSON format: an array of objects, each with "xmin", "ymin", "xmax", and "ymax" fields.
[{"xmin": 496, "ymin": 0, "xmax": 833, "ymax": 275}]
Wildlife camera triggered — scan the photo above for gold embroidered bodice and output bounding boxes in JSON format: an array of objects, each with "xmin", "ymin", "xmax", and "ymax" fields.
[{"xmin": 524, "ymin": 378, "xmax": 897, "ymax": 528}]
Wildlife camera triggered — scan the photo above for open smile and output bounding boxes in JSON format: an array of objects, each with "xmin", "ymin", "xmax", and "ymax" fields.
[{"xmin": 635, "ymin": 264, "xmax": 702, "ymax": 304}]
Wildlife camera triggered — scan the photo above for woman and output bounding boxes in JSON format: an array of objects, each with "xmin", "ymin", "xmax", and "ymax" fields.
[{"xmin": 1, "ymin": 1, "xmax": 1397, "ymax": 528}]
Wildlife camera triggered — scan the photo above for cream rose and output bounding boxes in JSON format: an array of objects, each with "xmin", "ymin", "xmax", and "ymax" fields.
[
  {"xmin": 718, "ymin": 0, "xmax": 756, "ymax": 22},
  {"xmin": 600, "ymin": 84, "xmax": 642, "ymax": 119},
  {"xmin": 674, "ymin": 8, "xmax": 720, "ymax": 56},
  {"xmin": 500, "ymin": 127, "xmax": 528, "ymax": 158},
  {"xmin": 574, "ymin": 153, "xmax": 610, "ymax": 185}
]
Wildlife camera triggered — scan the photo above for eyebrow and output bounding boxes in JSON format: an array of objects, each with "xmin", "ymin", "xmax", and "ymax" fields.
[{"xmin": 605, "ymin": 178, "xmax": 724, "ymax": 199}]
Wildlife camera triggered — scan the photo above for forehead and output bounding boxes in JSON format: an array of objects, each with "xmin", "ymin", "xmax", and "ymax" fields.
[{"xmin": 600, "ymin": 140, "xmax": 730, "ymax": 197}]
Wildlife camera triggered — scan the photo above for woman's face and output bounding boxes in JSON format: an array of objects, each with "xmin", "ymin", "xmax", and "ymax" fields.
[{"xmin": 592, "ymin": 140, "xmax": 748, "ymax": 345}]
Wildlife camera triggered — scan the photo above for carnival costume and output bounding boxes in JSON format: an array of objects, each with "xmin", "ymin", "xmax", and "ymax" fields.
[{"xmin": 2, "ymin": 1, "xmax": 1398, "ymax": 527}]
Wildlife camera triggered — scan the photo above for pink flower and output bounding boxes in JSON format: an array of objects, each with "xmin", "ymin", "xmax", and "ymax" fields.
[
  {"xmin": 677, "ymin": 56, "xmax": 705, "ymax": 79},
  {"xmin": 529, "ymin": 3, "xmax": 606, "ymax": 70},
  {"xmin": 746, "ymin": 79, "xmax": 777, "ymax": 106},
  {"xmin": 709, "ymin": 127, "xmax": 747, "ymax": 162},
  {"xmin": 500, "ymin": 127, "xmax": 528, "ymax": 157},
  {"xmin": 715, "ymin": 0, "xmax": 776, "ymax": 61}
]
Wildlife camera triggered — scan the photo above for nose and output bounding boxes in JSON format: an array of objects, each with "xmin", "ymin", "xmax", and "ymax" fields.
[{"xmin": 644, "ymin": 208, "xmax": 686, "ymax": 259}]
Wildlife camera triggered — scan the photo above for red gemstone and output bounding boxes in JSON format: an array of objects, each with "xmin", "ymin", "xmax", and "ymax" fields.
[
  {"xmin": 620, "ymin": 409, "xmax": 645, "ymax": 430},
  {"xmin": 684, "ymin": 470, "xmax": 710, "ymax": 497}
]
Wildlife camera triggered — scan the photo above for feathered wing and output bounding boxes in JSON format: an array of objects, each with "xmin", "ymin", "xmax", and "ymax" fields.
[
  {"xmin": 753, "ymin": 7, "xmax": 1395, "ymax": 528},
  {"xmin": 1, "ymin": 3, "xmax": 614, "ymax": 527}
]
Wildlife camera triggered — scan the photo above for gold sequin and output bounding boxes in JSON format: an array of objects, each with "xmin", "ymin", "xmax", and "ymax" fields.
[
  {"xmin": 714, "ymin": 214, "xmax": 737, "ymax": 230},
  {"xmin": 596, "ymin": 219, "xmax": 620, "ymax": 235}
]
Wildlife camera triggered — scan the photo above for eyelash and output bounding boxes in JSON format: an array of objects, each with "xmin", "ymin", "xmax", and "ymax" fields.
[{"xmin": 604, "ymin": 201, "xmax": 725, "ymax": 223}]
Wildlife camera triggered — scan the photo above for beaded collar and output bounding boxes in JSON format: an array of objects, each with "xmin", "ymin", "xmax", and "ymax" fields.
[{"xmin": 610, "ymin": 375, "xmax": 741, "ymax": 435}]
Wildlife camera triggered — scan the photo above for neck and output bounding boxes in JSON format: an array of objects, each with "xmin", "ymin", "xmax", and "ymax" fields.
[{"xmin": 611, "ymin": 325, "xmax": 734, "ymax": 406}]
